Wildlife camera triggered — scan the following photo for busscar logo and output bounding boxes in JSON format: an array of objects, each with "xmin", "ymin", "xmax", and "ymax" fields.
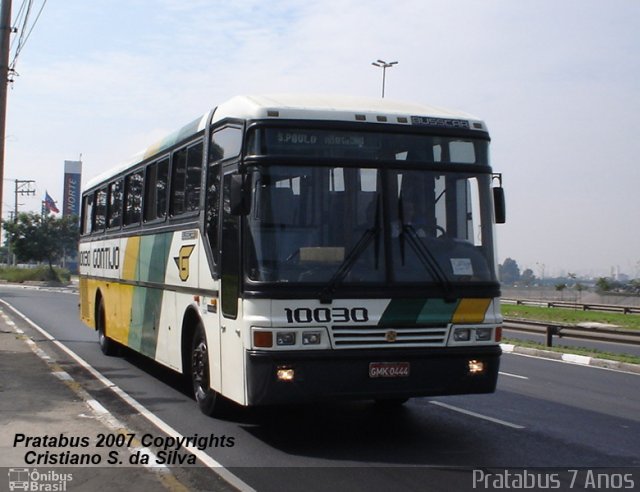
[{"xmin": 174, "ymin": 245, "xmax": 195, "ymax": 281}]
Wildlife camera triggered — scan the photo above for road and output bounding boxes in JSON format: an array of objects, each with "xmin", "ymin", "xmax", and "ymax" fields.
[{"xmin": 1, "ymin": 285, "xmax": 639, "ymax": 492}]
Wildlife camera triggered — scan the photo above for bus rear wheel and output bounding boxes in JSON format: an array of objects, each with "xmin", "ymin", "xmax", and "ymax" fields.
[
  {"xmin": 191, "ymin": 323, "xmax": 225, "ymax": 417},
  {"xmin": 97, "ymin": 298, "xmax": 118, "ymax": 356},
  {"xmin": 374, "ymin": 397, "xmax": 409, "ymax": 409}
]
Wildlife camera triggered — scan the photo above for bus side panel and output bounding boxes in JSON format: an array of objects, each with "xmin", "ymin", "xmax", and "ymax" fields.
[
  {"xmin": 125, "ymin": 233, "xmax": 172, "ymax": 359},
  {"xmin": 79, "ymin": 275, "xmax": 99, "ymax": 328}
]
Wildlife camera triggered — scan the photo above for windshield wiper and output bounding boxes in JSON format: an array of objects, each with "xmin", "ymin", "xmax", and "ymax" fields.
[
  {"xmin": 318, "ymin": 226, "xmax": 380, "ymax": 303},
  {"xmin": 401, "ymin": 225, "xmax": 456, "ymax": 301}
]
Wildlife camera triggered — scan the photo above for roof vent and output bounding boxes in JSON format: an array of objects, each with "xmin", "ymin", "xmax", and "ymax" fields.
[
  {"xmin": 355, "ymin": 114, "xmax": 366, "ymax": 121},
  {"xmin": 267, "ymin": 110, "xmax": 279, "ymax": 117},
  {"xmin": 376, "ymin": 115, "xmax": 388, "ymax": 122}
]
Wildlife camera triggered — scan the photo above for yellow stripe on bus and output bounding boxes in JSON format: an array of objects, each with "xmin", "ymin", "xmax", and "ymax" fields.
[
  {"xmin": 123, "ymin": 236, "xmax": 141, "ymax": 281},
  {"xmin": 452, "ymin": 298, "xmax": 492, "ymax": 324}
]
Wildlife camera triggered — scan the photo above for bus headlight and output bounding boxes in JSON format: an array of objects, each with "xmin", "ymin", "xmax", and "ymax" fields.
[
  {"xmin": 475, "ymin": 328, "xmax": 493, "ymax": 341},
  {"xmin": 252, "ymin": 327, "xmax": 329, "ymax": 350},
  {"xmin": 453, "ymin": 328, "xmax": 471, "ymax": 342},
  {"xmin": 302, "ymin": 331, "xmax": 322, "ymax": 345},
  {"xmin": 276, "ymin": 332, "xmax": 296, "ymax": 346}
]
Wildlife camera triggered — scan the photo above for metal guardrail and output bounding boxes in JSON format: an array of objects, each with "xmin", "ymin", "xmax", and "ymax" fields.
[
  {"xmin": 502, "ymin": 298, "xmax": 640, "ymax": 315},
  {"xmin": 503, "ymin": 318, "xmax": 640, "ymax": 347}
]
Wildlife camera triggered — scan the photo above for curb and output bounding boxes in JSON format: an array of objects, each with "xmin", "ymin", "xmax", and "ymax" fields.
[{"xmin": 500, "ymin": 343, "xmax": 640, "ymax": 375}]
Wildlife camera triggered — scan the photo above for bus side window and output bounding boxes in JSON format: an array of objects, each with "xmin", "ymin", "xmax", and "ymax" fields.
[
  {"xmin": 107, "ymin": 179, "xmax": 123, "ymax": 229},
  {"xmin": 93, "ymin": 188, "xmax": 107, "ymax": 232},
  {"xmin": 185, "ymin": 142, "xmax": 203, "ymax": 212},
  {"xmin": 171, "ymin": 148, "xmax": 187, "ymax": 216},
  {"xmin": 210, "ymin": 126, "xmax": 243, "ymax": 162},
  {"xmin": 205, "ymin": 163, "xmax": 221, "ymax": 274},
  {"xmin": 144, "ymin": 157, "xmax": 169, "ymax": 221},
  {"xmin": 81, "ymin": 194, "xmax": 94, "ymax": 235},
  {"xmin": 124, "ymin": 171, "xmax": 143, "ymax": 226}
]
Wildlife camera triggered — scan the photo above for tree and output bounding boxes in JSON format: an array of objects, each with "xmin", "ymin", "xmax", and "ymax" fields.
[
  {"xmin": 555, "ymin": 282, "xmax": 567, "ymax": 300},
  {"xmin": 595, "ymin": 277, "xmax": 612, "ymax": 293},
  {"xmin": 3, "ymin": 213, "xmax": 79, "ymax": 280},
  {"xmin": 499, "ymin": 258, "xmax": 520, "ymax": 285},
  {"xmin": 520, "ymin": 268, "xmax": 536, "ymax": 287}
]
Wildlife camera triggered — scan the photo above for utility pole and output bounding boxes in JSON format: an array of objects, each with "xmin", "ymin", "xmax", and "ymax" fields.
[
  {"xmin": 0, "ymin": 0, "xmax": 12, "ymax": 231},
  {"xmin": 14, "ymin": 179, "xmax": 35, "ymax": 220}
]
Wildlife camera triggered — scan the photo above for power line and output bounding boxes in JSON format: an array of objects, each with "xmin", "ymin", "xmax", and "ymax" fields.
[{"xmin": 9, "ymin": 0, "xmax": 47, "ymax": 75}]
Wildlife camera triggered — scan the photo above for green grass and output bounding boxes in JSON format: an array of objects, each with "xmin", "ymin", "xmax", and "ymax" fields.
[
  {"xmin": 502, "ymin": 304, "xmax": 640, "ymax": 331},
  {"xmin": 0, "ymin": 266, "xmax": 70, "ymax": 284},
  {"xmin": 502, "ymin": 337, "xmax": 640, "ymax": 365}
]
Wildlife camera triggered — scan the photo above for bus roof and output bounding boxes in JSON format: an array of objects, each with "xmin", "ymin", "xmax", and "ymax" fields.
[
  {"xmin": 85, "ymin": 94, "xmax": 487, "ymax": 192},
  {"xmin": 213, "ymin": 94, "xmax": 486, "ymax": 128}
]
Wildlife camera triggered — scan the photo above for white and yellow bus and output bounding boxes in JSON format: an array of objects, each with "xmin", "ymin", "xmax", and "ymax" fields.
[{"xmin": 79, "ymin": 95, "xmax": 506, "ymax": 415}]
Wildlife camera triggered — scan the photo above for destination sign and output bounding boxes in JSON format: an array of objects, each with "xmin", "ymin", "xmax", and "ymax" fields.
[{"xmin": 275, "ymin": 131, "xmax": 365, "ymax": 148}]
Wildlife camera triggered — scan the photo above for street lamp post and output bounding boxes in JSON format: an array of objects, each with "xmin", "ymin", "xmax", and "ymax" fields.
[{"xmin": 371, "ymin": 59, "xmax": 398, "ymax": 98}]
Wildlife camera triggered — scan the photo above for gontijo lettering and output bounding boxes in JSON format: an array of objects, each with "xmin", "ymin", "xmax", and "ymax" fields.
[{"xmin": 92, "ymin": 246, "xmax": 120, "ymax": 269}]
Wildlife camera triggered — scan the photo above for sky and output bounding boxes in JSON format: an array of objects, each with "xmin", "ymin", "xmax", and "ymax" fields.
[{"xmin": 4, "ymin": 0, "xmax": 640, "ymax": 278}]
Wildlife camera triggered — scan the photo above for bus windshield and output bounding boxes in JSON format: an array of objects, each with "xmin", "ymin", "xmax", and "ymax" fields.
[{"xmin": 244, "ymin": 164, "xmax": 497, "ymax": 288}]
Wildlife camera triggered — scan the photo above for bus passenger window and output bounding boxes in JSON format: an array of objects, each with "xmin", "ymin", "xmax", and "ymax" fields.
[
  {"xmin": 171, "ymin": 148, "xmax": 187, "ymax": 216},
  {"xmin": 185, "ymin": 142, "xmax": 203, "ymax": 212},
  {"xmin": 107, "ymin": 179, "xmax": 123, "ymax": 229},
  {"xmin": 144, "ymin": 157, "xmax": 169, "ymax": 221},
  {"xmin": 81, "ymin": 194, "xmax": 94, "ymax": 235},
  {"xmin": 171, "ymin": 142, "xmax": 203, "ymax": 215},
  {"xmin": 93, "ymin": 188, "xmax": 107, "ymax": 232},
  {"xmin": 124, "ymin": 171, "xmax": 143, "ymax": 226}
]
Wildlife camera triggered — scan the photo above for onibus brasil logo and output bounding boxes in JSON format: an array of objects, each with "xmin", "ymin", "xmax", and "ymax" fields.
[{"xmin": 7, "ymin": 468, "xmax": 73, "ymax": 491}]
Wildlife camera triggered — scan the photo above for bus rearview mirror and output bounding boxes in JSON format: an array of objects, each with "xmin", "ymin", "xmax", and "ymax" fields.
[{"xmin": 493, "ymin": 187, "xmax": 506, "ymax": 224}]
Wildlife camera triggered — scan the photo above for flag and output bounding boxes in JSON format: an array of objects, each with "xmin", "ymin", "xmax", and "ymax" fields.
[{"xmin": 44, "ymin": 191, "xmax": 60, "ymax": 214}]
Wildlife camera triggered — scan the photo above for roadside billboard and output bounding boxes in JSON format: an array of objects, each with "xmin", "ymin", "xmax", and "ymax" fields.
[{"xmin": 63, "ymin": 160, "xmax": 82, "ymax": 217}]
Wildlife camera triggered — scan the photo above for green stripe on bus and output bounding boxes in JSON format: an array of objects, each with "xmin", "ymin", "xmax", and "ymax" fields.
[
  {"xmin": 379, "ymin": 299, "xmax": 427, "ymax": 326},
  {"xmin": 139, "ymin": 233, "xmax": 172, "ymax": 283},
  {"xmin": 128, "ymin": 233, "xmax": 173, "ymax": 357},
  {"xmin": 417, "ymin": 298, "xmax": 460, "ymax": 324},
  {"xmin": 129, "ymin": 286, "xmax": 164, "ymax": 358},
  {"xmin": 379, "ymin": 298, "xmax": 459, "ymax": 326}
]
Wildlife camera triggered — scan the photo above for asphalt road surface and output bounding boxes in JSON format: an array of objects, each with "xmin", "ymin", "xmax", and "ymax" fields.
[{"xmin": 1, "ymin": 285, "xmax": 638, "ymax": 492}]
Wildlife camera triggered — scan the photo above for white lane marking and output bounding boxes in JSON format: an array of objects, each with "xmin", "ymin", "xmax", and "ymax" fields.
[
  {"xmin": 1, "ymin": 305, "xmax": 170, "ymax": 474},
  {"xmin": 499, "ymin": 371, "xmax": 529, "ymax": 380},
  {"xmin": 429, "ymin": 400, "xmax": 525, "ymax": 429},
  {"xmin": 503, "ymin": 350, "xmax": 640, "ymax": 376},
  {"xmin": 0, "ymin": 299, "xmax": 256, "ymax": 492}
]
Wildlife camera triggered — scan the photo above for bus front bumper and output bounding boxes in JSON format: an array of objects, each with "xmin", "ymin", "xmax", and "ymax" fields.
[{"xmin": 245, "ymin": 345, "xmax": 501, "ymax": 406}]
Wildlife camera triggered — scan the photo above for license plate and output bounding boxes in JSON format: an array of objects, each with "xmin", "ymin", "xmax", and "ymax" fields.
[{"xmin": 369, "ymin": 362, "xmax": 410, "ymax": 378}]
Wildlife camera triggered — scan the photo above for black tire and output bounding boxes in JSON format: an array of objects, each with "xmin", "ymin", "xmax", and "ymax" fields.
[
  {"xmin": 97, "ymin": 297, "xmax": 118, "ymax": 356},
  {"xmin": 374, "ymin": 397, "xmax": 409, "ymax": 409},
  {"xmin": 191, "ymin": 322, "xmax": 225, "ymax": 417}
]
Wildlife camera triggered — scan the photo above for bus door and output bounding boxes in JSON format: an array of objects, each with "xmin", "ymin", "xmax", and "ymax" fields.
[{"xmin": 219, "ymin": 170, "xmax": 246, "ymax": 404}]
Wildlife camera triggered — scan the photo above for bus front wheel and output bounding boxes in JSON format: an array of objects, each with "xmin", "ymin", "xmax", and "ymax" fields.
[{"xmin": 191, "ymin": 323, "xmax": 225, "ymax": 417}]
